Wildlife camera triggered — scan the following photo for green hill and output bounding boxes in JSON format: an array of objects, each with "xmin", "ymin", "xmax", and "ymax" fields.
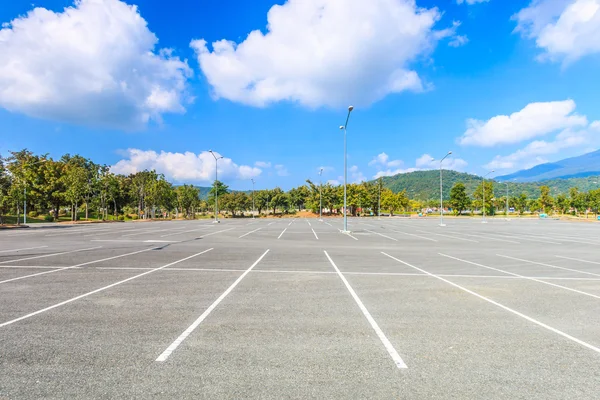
[{"xmin": 377, "ymin": 170, "xmax": 600, "ymax": 200}]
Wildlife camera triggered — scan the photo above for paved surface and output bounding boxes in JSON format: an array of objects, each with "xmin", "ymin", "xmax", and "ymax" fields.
[{"xmin": 1, "ymin": 216, "xmax": 599, "ymax": 399}]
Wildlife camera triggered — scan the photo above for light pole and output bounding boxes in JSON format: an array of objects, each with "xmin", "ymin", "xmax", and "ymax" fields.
[
  {"xmin": 318, "ymin": 168, "xmax": 323, "ymax": 221},
  {"xmin": 21, "ymin": 159, "xmax": 47, "ymax": 225},
  {"xmin": 209, "ymin": 150, "xmax": 223, "ymax": 223},
  {"xmin": 251, "ymin": 178, "xmax": 255, "ymax": 219},
  {"xmin": 340, "ymin": 105, "xmax": 354, "ymax": 233},
  {"xmin": 438, "ymin": 151, "xmax": 452, "ymax": 227},
  {"xmin": 378, "ymin": 178, "xmax": 382, "ymax": 220},
  {"xmin": 482, "ymin": 170, "xmax": 495, "ymax": 223}
]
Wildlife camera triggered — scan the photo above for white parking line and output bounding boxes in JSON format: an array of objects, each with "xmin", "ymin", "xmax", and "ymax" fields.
[
  {"xmin": 324, "ymin": 251, "xmax": 407, "ymax": 369},
  {"xmin": 497, "ymin": 254, "xmax": 600, "ymax": 278},
  {"xmin": 417, "ymin": 230, "xmax": 479, "ymax": 243},
  {"xmin": 382, "ymin": 252, "xmax": 600, "ymax": 356},
  {"xmin": 278, "ymin": 227, "xmax": 288, "ymax": 239},
  {"xmin": 0, "ymin": 246, "xmax": 48, "ymax": 253},
  {"xmin": 0, "ymin": 249, "xmax": 214, "ymax": 328},
  {"xmin": 555, "ymin": 255, "xmax": 600, "ymax": 265},
  {"xmin": 239, "ymin": 228, "xmax": 263, "ymax": 238},
  {"xmin": 307, "ymin": 220, "xmax": 312, "ymax": 227},
  {"xmin": 390, "ymin": 230, "xmax": 438, "ymax": 242},
  {"xmin": 288, "ymin": 220, "xmax": 294, "ymax": 226},
  {"xmin": 487, "ymin": 233, "xmax": 561, "ymax": 245},
  {"xmin": 0, "ymin": 246, "xmax": 102, "ymax": 265},
  {"xmin": 0, "ymin": 247, "xmax": 158, "ymax": 285},
  {"xmin": 364, "ymin": 229, "xmax": 398, "ymax": 241},
  {"xmin": 312, "ymin": 228, "xmax": 319, "ymax": 240},
  {"xmin": 446, "ymin": 231, "xmax": 520, "ymax": 244},
  {"xmin": 159, "ymin": 227, "xmax": 210, "ymax": 238},
  {"xmin": 156, "ymin": 249, "xmax": 270, "ymax": 362},
  {"xmin": 45, "ymin": 228, "xmax": 113, "ymax": 237},
  {"xmin": 200, "ymin": 228, "xmax": 235, "ymax": 238},
  {"xmin": 439, "ymin": 253, "xmax": 600, "ymax": 300}
]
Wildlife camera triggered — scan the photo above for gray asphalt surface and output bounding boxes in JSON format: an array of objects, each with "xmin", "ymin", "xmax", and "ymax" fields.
[{"xmin": 1, "ymin": 216, "xmax": 599, "ymax": 399}]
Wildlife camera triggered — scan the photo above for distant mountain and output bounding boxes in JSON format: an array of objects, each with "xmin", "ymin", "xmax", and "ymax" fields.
[
  {"xmin": 496, "ymin": 150, "xmax": 600, "ymax": 182},
  {"xmin": 376, "ymin": 169, "xmax": 600, "ymax": 199}
]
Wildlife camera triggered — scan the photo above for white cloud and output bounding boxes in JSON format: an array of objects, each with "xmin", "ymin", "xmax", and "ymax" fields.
[
  {"xmin": 369, "ymin": 152, "xmax": 403, "ymax": 168},
  {"xmin": 0, "ymin": 0, "xmax": 192, "ymax": 129},
  {"xmin": 191, "ymin": 0, "xmax": 463, "ymax": 108},
  {"xmin": 485, "ymin": 126, "xmax": 598, "ymax": 171},
  {"xmin": 349, "ymin": 165, "xmax": 367, "ymax": 183},
  {"xmin": 327, "ymin": 179, "xmax": 341, "ymax": 186},
  {"xmin": 449, "ymin": 35, "xmax": 469, "ymax": 47},
  {"xmin": 458, "ymin": 100, "xmax": 587, "ymax": 147},
  {"xmin": 416, "ymin": 153, "xmax": 468, "ymax": 170},
  {"xmin": 591, "ymin": 120, "xmax": 600, "ymax": 130},
  {"xmin": 513, "ymin": 0, "xmax": 600, "ymax": 64},
  {"xmin": 370, "ymin": 152, "xmax": 467, "ymax": 178},
  {"xmin": 457, "ymin": 0, "xmax": 490, "ymax": 4},
  {"xmin": 274, "ymin": 164, "xmax": 289, "ymax": 177},
  {"xmin": 255, "ymin": 161, "xmax": 272, "ymax": 168},
  {"xmin": 111, "ymin": 149, "xmax": 261, "ymax": 182}
]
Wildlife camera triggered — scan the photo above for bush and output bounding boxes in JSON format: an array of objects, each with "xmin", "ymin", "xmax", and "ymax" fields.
[
  {"xmin": 117, "ymin": 215, "xmax": 125, "ymax": 221},
  {"xmin": 44, "ymin": 215, "xmax": 54, "ymax": 222},
  {"xmin": 131, "ymin": 215, "xmax": 139, "ymax": 220},
  {"xmin": 28, "ymin": 211, "xmax": 39, "ymax": 217}
]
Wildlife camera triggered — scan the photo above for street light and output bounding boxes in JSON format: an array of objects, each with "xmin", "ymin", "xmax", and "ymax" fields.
[
  {"xmin": 340, "ymin": 105, "xmax": 354, "ymax": 233},
  {"xmin": 21, "ymin": 159, "xmax": 47, "ymax": 225},
  {"xmin": 318, "ymin": 168, "xmax": 323, "ymax": 221},
  {"xmin": 438, "ymin": 151, "xmax": 452, "ymax": 227},
  {"xmin": 482, "ymin": 170, "xmax": 495, "ymax": 223},
  {"xmin": 209, "ymin": 150, "xmax": 224, "ymax": 223},
  {"xmin": 251, "ymin": 178, "xmax": 255, "ymax": 219},
  {"xmin": 378, "ymin": 177, "xmax": 382, "ymax": 220}
]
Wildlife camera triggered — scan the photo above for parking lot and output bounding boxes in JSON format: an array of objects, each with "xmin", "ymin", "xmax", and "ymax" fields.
[{"xmin": 1, "ymin": 216, "xmax": 599, "ymax": 399}]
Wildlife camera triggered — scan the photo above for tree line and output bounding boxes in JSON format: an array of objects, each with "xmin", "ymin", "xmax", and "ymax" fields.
[
  {"xmin": 448, "ymin": 181, "xmax": 600, "ymax": 217},
  {"xmin": 3, "ymin": 149, "xmax": 600, "ymax": 224}
]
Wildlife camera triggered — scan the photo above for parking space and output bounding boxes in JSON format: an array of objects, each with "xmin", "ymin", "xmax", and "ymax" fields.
[{"xmin": 1, "ymin": 217, "xmax": 599, "ymax": 398}]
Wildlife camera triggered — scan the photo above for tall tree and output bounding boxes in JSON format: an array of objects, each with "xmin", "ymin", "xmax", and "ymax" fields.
[
  {"xmin": 539, "ymin": 185, "xmax": 553, "ymax": 214},
  {"xmin": 449, "ymin": 182, "xmax": 471, "ymax": 216},
  {"xmin": 473, "ymin": 181, "xmax": 494, "ymax": 215}
]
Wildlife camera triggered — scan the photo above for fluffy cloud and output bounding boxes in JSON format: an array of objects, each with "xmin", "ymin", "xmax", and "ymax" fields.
[
  {"xmin": 416, "ymin": 154, "xmax": 469, "ymax": 170},
  {"xmin": 191, "ymin": 0, "xmax": 462, "ymax": 108},
  {"xmin": 485, "ymin": 125, "xmax": 600, "ymax": 171},
  {"xmin": 449, "ymin": 35, "xmax": 469, "ymax": 47},
  {"xmin": 111, "ymin": 149, "xmax": 261, "ymax": 182},
  {"xmin": 513, "ymin": 0, "xmax": 600, "ymax": 64},
  {"xmin": 372, "ymin": 152, "xmax": 467, "ymax": 178},
  {"xmin": 274, "ymin": 164, "xmax": 289, "ymax": 177},
  {"xmin": 458, "ymin": 100, "xmax": 587, "ymax": 147},
  {"xmin": 457, "ymin": 0, "xmax": 490, "ymax": 5},
  {"xmin": 0, "ymin": 0, "xmax": 192, "ymax": 129},
  {"xmin": 369, "ymin": 152, "xmax": 403, "ymax": 168},
  {"xmin": 255, "ymin": 161, "xmax": 272, "ymax": 168}
]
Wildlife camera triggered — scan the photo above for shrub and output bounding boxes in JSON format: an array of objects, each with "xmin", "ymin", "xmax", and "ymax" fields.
[
  {"xmin": 131, "ymin": 215, "xmax": 139, "ymax": 220},
  {"xmin": 28, "ymin": 211, "xmax": 39, "ymax": 217},
  {"xmin": 117, "ymin": 215, "xmax": 125, "ymax": 221},
  {"xmin": 44, "ymin": 215, "xmax": 54, "ymax": 222}
]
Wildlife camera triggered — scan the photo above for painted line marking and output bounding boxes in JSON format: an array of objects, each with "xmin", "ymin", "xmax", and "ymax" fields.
[
  {"xmin": 417, "ymin": 230, "xmax": 479, "ymax": 243},
  {"xmin": 497, "ymin": 254, "xmax": 600, "ymax": 278},
  {"xmin": 160, "ymin": 227, "xmax": 211, "ymax": 238},
  {"xmin": 0, "ymin": 265, "xmax": 72, "ymax": 269},
  {"xmin": 200, "ymin": 228, "xmax": 235, "ymax": 238},
  {"xmin": 239, "ymin": 228, "xmax": 263, "ymax": 239},
  {"xmin": 277, "ymin": 227, "xmax": 287, "ymax": 239},
  {"xmin": 555, "ymin": 255, "xmax": 600, "ymax": 265},
  {"xmin": 44, "ymin": 228, "xmax": 113, "ymax": 237},
  {"xmin": 0, "ymin": 249, "xmax": 213, "ymax": 328},
  {"xmin": 312, "ymin": 228, "xmax": 319, "ymax": 240},
  {"xmin": 446, "ymin": 231, "xmax": 520, "ymax": 244},
  {"xmin": 307, "ymin": 220, "xmax": 312, "ymax": 227},
  {"xmin": 268, "ymin": 222, "xmax": 276, "ymax": 226},
  {"xmin": 0, "ymin": 247, "xmax": 157, "ymax": 285},
  {"xmin": 324, "ymin": 251, "xmax": 406, "ymax": 369},
  {"xmin": 390, "ymin": 230, "xmax": 438, "ymax": 242},
  {"xmin": 288, "ymin": 220, "xmax": 294, "ymax": 226},
  {"xmin": 485, "ymin": 232, "xmax": 561, "ymax": 245},
  {"xmin": 0, "ymin": 246, "xmax": 49, "ymax": 253},
  {"xmin": 382, "ymin": 252, "xmax": 600, "ymax": 356},
  {"xmin": 439, "ymin": 253, "xmax": 600, "ymax": 300},
  {"xmin": 325, "ymin": 222, "xmax": 333, "ymax": 227},
  {"xmin": 364, "ymin": 229, "xmax": 398, "ymax": 241},
  {"xmin": 83, "ymin": 227, "xmax": 142, "ymax": 237},
  {"xmin": 0, "ymin": 246, "xmax": 102, "ymax": 265},
  {"xmin": 156, "ymin": 249, "xmax": 270, "ymax": 362}
]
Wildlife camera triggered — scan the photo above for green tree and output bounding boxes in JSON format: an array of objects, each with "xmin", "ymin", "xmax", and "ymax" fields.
[
  {"xmin": 449, "ymin": 182, "xmax": 471, "ymax": 216},
  {"xmin": 61, "ymin": 163, "xmax": 88, "ymax": 221},
  {"xmin": 555, "ymin": 193, "xmax": 569, "ymax": 215},
  {"xmin": 473, "ymin": 181, "xmax": 494, "ymax": 215},
  {"xmin": 539, "ymin": 185, "xmax": 553, "ymax": 214}
]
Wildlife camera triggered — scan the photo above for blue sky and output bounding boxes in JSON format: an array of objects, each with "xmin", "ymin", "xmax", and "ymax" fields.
[{"xmin": 1, "ymin": 0, "xmax": 599, "ymax": 190}]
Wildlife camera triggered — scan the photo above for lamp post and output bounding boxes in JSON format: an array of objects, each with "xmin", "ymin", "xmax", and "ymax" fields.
[
  {"xmin": 251, "ymin": 178, "xmax": 255, "ymax": 219},
  {"xmin": 438, "ymin": 151, "xmax": 452, "ymax": 227},
  {"xmin": 209, "ymin": 150, "xmax": 224, "ymax": 223},
  {"xmin": 378, "ymin": 177, "xmax": 382, "ymax": 220},
  {"xmin": 482, "ymin": 170, "xmax": 495, "ymax": 223},
  {"xmin": 340, "ymin": 105, "xmax": 354, "ymax": 233},
  {"xmin": 318, "ymin": 168, "xmax": 323, "ymax": 221},
  {"xmin": 20, "ymin": 159, "xmax": 47, "ymax": 225}
]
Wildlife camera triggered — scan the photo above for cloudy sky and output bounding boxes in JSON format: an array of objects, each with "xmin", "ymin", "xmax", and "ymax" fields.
[{"xmin": 1, "ymin": 0, "xmax": 599, "ymax": 190}]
